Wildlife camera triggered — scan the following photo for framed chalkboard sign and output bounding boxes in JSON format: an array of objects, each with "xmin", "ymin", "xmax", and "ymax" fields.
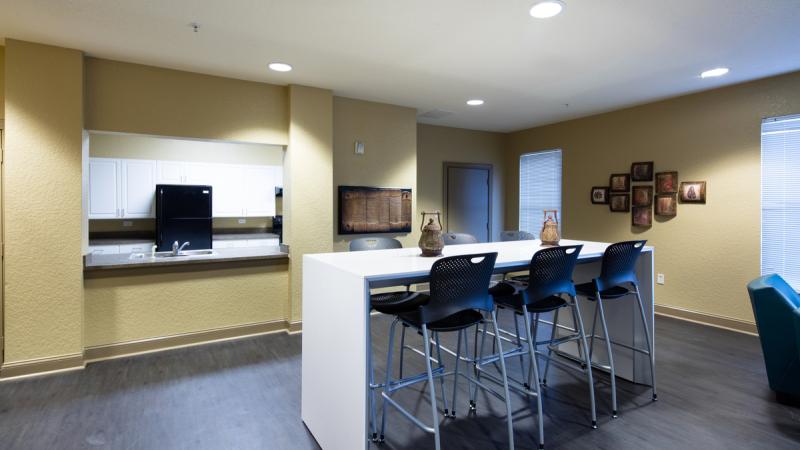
[{"xmin": 338, "ymin": 186, "xmax": 412, "ymax": 235}]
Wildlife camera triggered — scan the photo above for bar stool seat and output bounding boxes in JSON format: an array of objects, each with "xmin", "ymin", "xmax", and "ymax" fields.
[
  {"xmin": 574, "ymin": 283, "xmax": 631, "ymax": 299},
  {"xmin": 491, "ymin": 280, "xmax": 569, "ymax": 313},
  {"xmin": 371, "ymin": 291, "xmax": 429, "ymax": 314},
  {"xmin": 398, "ymin": 308, "xmax": 483, "ymax": 332}
]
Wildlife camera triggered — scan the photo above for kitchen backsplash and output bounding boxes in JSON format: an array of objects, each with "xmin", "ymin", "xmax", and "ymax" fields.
[{"xmin": 89, "ymin": 217, "xmax": 274, "ymax": 234}]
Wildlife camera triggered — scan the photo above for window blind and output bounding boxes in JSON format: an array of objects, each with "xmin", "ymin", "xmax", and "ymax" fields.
[
  {"xmin": 519, "ymin": 149, "xmax": 562, "ymax": 237},
  {"xmin": 761, "ymin": 114, "xmax": 800, "ymax": 289}
]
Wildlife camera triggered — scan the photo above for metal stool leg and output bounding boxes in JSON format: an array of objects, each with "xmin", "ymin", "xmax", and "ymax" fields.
[
  {"xmin": 522, "ymin": 306, "xmax": 545, "ymax": 449},
  {"xmin": 513, "ymin": 311, "xmax": 527, "ymax": 386},
  {"xmin": 450, "ymin": 329, "xmax": 464, "ymax": 418},
  {"xmin": 398, "ymin": 324, "xmax": 407, "ymax": 379},
  {"xmin": 595, "ymin": 293, "xmax": 618, "ymax": 417},
  {"xmin": 542, "ymin": 308, "xmax": 560, "ymax": 385},
  {"xmin": 368, "ymin": 326, "xmax": 378, "ymax": 441},
  {"xmin": 572, "ymin": 295, "xmax": 598, "ymax": 428},
  {"xmin": 380, "ymin": 318, "xmax": 400, "ymax": 442},
  {"xmin": 470, "ymin": 321, "xmax": 488, "ymax": 411},
  {"xmin": 634, "ymin": 285, "xmax": 657, "ymax": 401},
  {"xmin": 434, "ymin": 332, "xmax": 450, "ymax": 416},
  {"xmin": 526, "ymin": 313, "xmax": 541, "ymax": 388},
  {"xmin": 589, "ymin": 302, "xmax": 599, "ymax": 361},
  {"xmin": 421, "ymin": 324, "xmax": 442, "ymax": 450},
  {"xmin": 490, "ymin": 310, "xmax": 516, "ymax": 450}
]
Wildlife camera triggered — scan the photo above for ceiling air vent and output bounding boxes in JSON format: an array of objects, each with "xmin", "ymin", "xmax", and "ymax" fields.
[{"xmin": 417, "ymin": 109, "xmax": 454, "ymax": 120}]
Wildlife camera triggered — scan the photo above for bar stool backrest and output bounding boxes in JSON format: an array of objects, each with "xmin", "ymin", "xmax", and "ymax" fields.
[
  {"xmin": 594, "ymin": 240, "xmax": 647, "ymax": 292},
  {"xmin": 500, "ymin": 230, "xmax": 536, "ymax": 241},
  {"xmin": 442, "ymin": 233, "xmax": 479, "ymax": 245},
  {"xmin": 523, "ymin": 245, "xmax": 583, "ymax": 303},
  {"xmin": 418, "ymin": 252, "xmax": 498, "ymax": 324},
  {"xmin": 349, "ymin": 237, "xmax": 403, "ymax": 252}
]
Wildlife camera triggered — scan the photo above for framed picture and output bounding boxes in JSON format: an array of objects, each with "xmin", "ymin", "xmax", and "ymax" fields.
[
  {"xmin": 655, "ymin": 171, "xmax": 678, "ymax": 194},
  {"xmin": 609, "ymin": 173, "xmax": 631, "ymax": 192},
  {"xmin": 632, "ymin": 186, "xmax": 653, "ymax": 206},
  {"xmin": 591, "ymin": 186, "xmax": 609, "ymax": 204},
  {"xmin": 632, "ymin": 205, "xmax": 653, "ymax": 227},
  {"xmin": 338, "ymin": 186, "xmax": 412, "ymax": 234},
  {"xmin": 655, "ymin": 194, "xmax": 677, "ymax": 217},
  {"xmin": 609, "ymin": 193, "xmax": 630, "ymax": 212},
  {"xmin": 680, "ymin": 181, "xmax": 706, "ymax": 203},
  {"xmin": 631, "ymin": 161, "xmax": 654, "ymax": 181}
]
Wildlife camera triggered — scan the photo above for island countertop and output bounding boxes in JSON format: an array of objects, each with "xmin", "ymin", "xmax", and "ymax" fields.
[{"xmin": 84, "ymin": 245, "xmax": 289, "ymax": 271}]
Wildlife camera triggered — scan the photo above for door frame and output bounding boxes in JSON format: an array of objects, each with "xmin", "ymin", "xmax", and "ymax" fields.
[{"xmin": 442, "ymin": 161, "xmax": 493, "ymax": 241}]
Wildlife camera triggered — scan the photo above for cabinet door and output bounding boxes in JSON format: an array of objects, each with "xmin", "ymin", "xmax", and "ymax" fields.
[
  {"xmin": 157, "ymin": 161, "xmax": 184, "ymax": 184},
  {"xmin": 272, "ymin": 165, "xmax": 283, "ymax": 188},
  {"xmin": 247, "ymin": 238, "xmax": 280, "ymax": 248},
  {"xmin": 212, "ymin": 165, "xmax": 245, "ymax": 217},
  {"xmin": 242, "ymin": 166, "xmax": 275, "ymax": 217},
  {"xmin": 184, "ymin": 162, "xmax": 215, "ymax": 186},
  {"xmin": 88, "ymin": 158, "xmax": 121, "ymax": 219},
  {"xmin": 119, "ymin": 243, "xmax": 154, "ymax": 254},
  {"xmin": 121, "ymin": 160, "xmax": 157, "ymax": 218},
  {"xmin": 89, "ymin": 245, "xmax": 120, "ymax": 255}
]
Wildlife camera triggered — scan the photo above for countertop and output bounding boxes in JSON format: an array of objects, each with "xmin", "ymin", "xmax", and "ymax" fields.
[
  {"xmin": 84, "ymin": 246, "xmax": 289, "ymax": 271},
  {"xmin": 89, "ymin": 232, "xmax": 279, "ymax": 246}
]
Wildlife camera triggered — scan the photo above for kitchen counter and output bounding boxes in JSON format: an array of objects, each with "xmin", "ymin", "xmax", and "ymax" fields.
[
  {"xmin": 84, "ymin": 245, "xmax": 289, "ymax": 271},
  {"xmin": 89, "ymin": 232, "xmax": 279, "ymax": 246},
  {"xmin": 212, "ymin": 232, "xmax": 279, "ymax": 241}
]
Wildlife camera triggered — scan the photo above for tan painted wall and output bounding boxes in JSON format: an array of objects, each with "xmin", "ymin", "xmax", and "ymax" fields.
[
  {"xmin": 417, "ymin": 124, "xmax": 507, "ymax": 242},
  {"xmin": 3, "ymin": 40, "xmax": 85, "ymax": 363},
  {"xmin": 89, "ymin": 132, "xmax": 284, "ymax": 165},
  {"xmin": 506, "ymin": 71, "xmax": 800, "ymax": 324},
  {"xmin": 333, "ymin": 97, "xmax": 418, "ymax": 251},
  {"xmin": 84, "ymin": 57, "xmax": 289, "ymax": 145},
  {"xmin": 0, "ymin": 45, "xmax": 5, "ymax": 119},
  {"xmin": 285, "ymin": 85, "xmax": 334, "ymax": 323},
  {"xmin": 84, "ymin": 262, "xmax": 288, "ymax": 347}
]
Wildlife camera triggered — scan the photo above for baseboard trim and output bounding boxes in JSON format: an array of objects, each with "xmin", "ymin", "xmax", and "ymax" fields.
[
  {"xmin": 655, "ymin": 304, "xmax": 757, "ymax": 335},
  {"xmin": 84, "ymin": 320, "xmax": 290, "ymax": 363},
  {"xmin": 287, "ymin": 320, "xmax": 302, "ymax": 334},
  {"xmin": 1, "ymin": 353, "xmax": 85, "ymax": 380}
]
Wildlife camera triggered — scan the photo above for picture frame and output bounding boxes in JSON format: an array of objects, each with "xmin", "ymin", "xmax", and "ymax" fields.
[
  {"xmin": 632, "ymin": 205, "xmax": 653, "ymax": 227},
  {"xmin": 631, "ymin": 161, "xmax": 654, "ymax": 182},
  {"xmin": 338, "ymin": 186, "xmax": 412, "ymax": 234},
  {"xmin": 591, "ymin": 186, "xmax": 609, "ymax": 204},
  {"xmin": 609, "ymin": 173, "xmax": 631, "ymax": 192},
  {"xmin": 609, "ymin": 193, "xmax": 630, "ymax": 212},
  {"xmin": 655, "ymin": 171, "xmax": 678, "ymax": 194},
  {"xmin": 655, "ymin": 194, "xmax": 677, "ymax": 217},
  {"xmin": 632, "ymin": 185, "xmax": 654, "ymax": 207},
  {"xmin": 679, "ymin": 181, "xmax": 706, "ymax": 203}
]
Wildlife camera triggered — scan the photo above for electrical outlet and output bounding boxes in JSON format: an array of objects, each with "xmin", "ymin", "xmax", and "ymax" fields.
[
  {"xmin": 122, "ymin": 221, "xmax": 133, "ymax": 227},
  {"xmin": 657, "ymin": 273, "xmax": 665, "ymax": 285},
  {"xmin": 238, "ymin": 219, "xmax": 246, "ymax": 224}
]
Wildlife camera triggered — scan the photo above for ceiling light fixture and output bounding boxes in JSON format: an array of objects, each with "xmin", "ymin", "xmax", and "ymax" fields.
[
  {"xmin": 530, "ymin": 0, "xmax": 565, "ymax": 19},
  {"xmin": 268, "ymin": 62, "xmax": 293, "ymax": 72},
  {"xmin": 700, "ymin": 67, "xmax": 729, "ymax": 78},
  {"xmin": 467, "ymin": 99, "xmax": 485, "ymax": 106}
]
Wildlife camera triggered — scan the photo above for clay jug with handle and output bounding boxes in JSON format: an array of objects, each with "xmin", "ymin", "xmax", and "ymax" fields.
[
  {"xmin": 540, "ymin": 209, "xmax": 561, "ymax": 246},
  {"xmin": 419, "ymin": 211, "xmax": 444, "ymax": 257}
]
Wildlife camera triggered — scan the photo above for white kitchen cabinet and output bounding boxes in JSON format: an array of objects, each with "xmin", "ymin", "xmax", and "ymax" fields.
[
  {"xmin": 212, "ymin": 238, "xmax": 279, "ymax": 249},
  {"xmin": 273, "ymin": 165, "xmax": 283, "ymax": 189},
  {"xmin": 185, "ymin": 162, "xmax": 216, "ymax": 186},
  {"xmin": 248, "ymin": 238, "xmax": 280, "ymax": 247},
  {"xmin": 242, "ymin": 166, "xmax": 275, "ymax": 217},
  {"xmin": 212, "ymin": 165, "xmax": 245, "ymax": 217},
  {"xmin": 121, "ymin": 160, "xmax": 157, "ymax": 218},
  {"xmin": 156, "ymin": 161, "xmax": 184, "ymax": 184},
  {"xmin": 88, "ymin": 245, "xmax": 121, "ymax": 255},
  {"xmin": 88, "ymin": 158, "xmax": 121, "ymax": 219}
]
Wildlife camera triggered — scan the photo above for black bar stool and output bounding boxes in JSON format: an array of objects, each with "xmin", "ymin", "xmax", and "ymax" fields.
[
  {"xmin": 574, "ymin": 240, "xmax": 657, "ymax": 418},
  {"xmin": 380, "ymin": 252, "xmax": 515, "ymax": 450}
]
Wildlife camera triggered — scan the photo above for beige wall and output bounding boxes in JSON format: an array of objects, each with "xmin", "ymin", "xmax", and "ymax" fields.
[
  {"xmin": 89, "ymin": 132, "xmax": 284, "ymax": 165},
  {"xmin": 333, "ymin": 97, "xmax": 418, "ymax": 251},
  {"xmin": 84, "ymin": 262, "xmax": 288, "ymax": 347},
  {"xmin": 3, "ymin": 40, "xmax": 85, "ymax": 364},
  {"xmin": 84, "ymin": 57, "xmax": 289, "ymax": 145},
  {"xmin": 506, "ymin": 71, "xmax": 800, "ymax": 324},
  {"xmin": 285, "ymin": 86, "xmax": 334, "ymax": 323},
  {"xmin": 417, "ymin": 124, "xmax": 506, "ymax": 242},
  {"xmin": 0, "ymin": 45, "xmax": 5, "ymax": 120}
]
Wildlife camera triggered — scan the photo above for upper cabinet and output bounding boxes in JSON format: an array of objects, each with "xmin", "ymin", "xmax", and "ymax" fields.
[{"xmin": 90, "ymin": 157, "xmax": 278, "ymax": 219}]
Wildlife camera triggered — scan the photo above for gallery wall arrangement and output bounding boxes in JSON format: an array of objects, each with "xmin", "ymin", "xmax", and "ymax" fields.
[{"xmin": 591, "ymin": 162, "xmax": 706, "ymax": 228}]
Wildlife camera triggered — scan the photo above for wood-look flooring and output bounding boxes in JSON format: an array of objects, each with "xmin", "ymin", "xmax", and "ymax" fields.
[{"xmin": 0, "ymin": 315, "xmax": 798, "ymax": 449}]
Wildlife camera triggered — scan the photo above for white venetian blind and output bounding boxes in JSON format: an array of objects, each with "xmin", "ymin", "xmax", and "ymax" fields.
[
  {"xmin": 519, "ymin": 149, "xmax": 562, "ymax": 237},
  {"xmin": 761, "ymin": 113, "xmax": 800, "ymax": 289}
]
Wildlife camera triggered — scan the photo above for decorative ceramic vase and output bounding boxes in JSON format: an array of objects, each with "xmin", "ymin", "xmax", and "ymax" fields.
[
  {"xmin": 419, "ymin": 211, "xmax": 444, "ymax": 257},
  {"xmin": 540, "ymin": 209, "xmax": 561, "ymax": 246}
]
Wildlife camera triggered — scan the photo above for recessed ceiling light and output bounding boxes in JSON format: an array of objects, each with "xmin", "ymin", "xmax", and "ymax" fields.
[
  {"xmin": 700, "ymin": 67, "xmax": 729, "ymax": 78},
  {"xmin": 268, "ymin": 62, "xmax": 293, "ymax": 72},
  {"xmin": 530, "ymin": 0, "xmax": 565, "ymax": 19},
  {"xmin": 467, "ymin": 99, "xmax": 485, "ymax": 106}
]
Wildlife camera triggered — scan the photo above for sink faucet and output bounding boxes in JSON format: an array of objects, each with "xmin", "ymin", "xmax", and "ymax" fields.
[{"xmin": 172, "ymin": 241, "xmax": 191, "ymax": 256}]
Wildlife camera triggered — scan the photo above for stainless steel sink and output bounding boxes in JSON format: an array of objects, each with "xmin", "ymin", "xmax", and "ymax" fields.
[{"xmin": 131, "ymin": 250, "xmax": 216, "ymax": 260}]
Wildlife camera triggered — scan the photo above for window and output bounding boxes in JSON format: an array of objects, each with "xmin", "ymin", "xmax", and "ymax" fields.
[
  {"xmin": 519, "ymin": 149, "xmax": 562, "ymax": 237},
  {"xmin": 761, "ymin": 114, "xmax": 800, "ymax": 289}
]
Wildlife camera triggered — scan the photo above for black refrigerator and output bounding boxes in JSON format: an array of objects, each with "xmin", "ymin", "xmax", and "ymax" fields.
[{"xmin": 155, "ymin": 184, "xmax": 213, "ymax": 251}]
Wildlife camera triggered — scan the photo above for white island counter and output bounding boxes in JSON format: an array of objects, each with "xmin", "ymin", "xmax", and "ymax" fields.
[{"xmin": 302, "ymin": 239, "xmax": 654, "ymax": 450}]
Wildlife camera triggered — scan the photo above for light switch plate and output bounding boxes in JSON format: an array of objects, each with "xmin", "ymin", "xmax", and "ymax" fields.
[
  {"xmin": 657, "ymin": 273, "xmax": 665, "ymax": 285},
  {"xmin": 238, "ymin": 219, "xmax": 246, "ymax": 224},
  {"xmin": 354, "ymin": 140, "xmax": 365, "ymax": 155},
  {"xmin": 122, "ymin": 221, "xmax": 133, "ymax": 227}
]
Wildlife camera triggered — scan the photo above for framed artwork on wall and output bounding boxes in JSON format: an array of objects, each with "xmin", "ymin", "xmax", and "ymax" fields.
[
  {"xmin": 655, "ymin": 194, "xmax": 677, "ymax": 216},
  {"xmin": 632, "ymin": 186, "xmax": 653, "ymax": 206},
  {"xmin": 631, "ymin": 161, "xmax": 654, "ymax": 181},
  {"xmin": 655, "ymin": 171, "xmax": 678, "ymax": 194},
  {"xmin": 632, "ymin": 205, "xmax": 653, "ymax": 227},
  {"xmin": 609, "ymin": 193, "xmax": 630, "ymax": 212},
  {"xmin": 679, "ymin": 181, "xmax": 706, "ymax": 203},
  {"xmin": 610, "ymin": 173, "xmax": 631, "ymax": 192},
  {"xmin": 591, "ymin": 186, "xmax": 609, "ymax": 204}
]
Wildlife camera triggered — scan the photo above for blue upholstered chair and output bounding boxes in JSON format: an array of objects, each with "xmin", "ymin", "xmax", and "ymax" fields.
[{"xmin": 746, "ymin": 274, "xmax": 800, "ymax": 402}]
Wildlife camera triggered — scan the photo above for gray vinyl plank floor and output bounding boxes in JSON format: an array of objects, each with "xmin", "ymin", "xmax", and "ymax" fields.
[{"xmin": 0, "ymin": 315, "xmax": 798, "ymax": 450}]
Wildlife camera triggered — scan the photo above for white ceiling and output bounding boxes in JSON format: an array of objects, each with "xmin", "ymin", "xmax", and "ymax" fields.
[{"xmin": 1, "ymin": 0, "xmax": 799, "ymax": 132}]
